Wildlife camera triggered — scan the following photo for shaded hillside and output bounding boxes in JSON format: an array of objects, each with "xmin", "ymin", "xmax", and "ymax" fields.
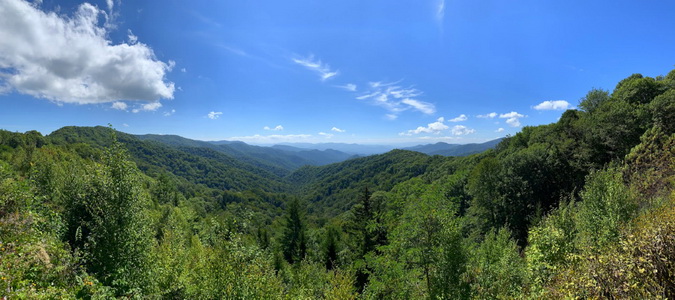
[
  {"xmin": 288, "ymin": 149, "xmax": 446, "ymax": 215},
  {"xmin": 48, "ymin": 126, "xmax": 289, "ymax": 192}
]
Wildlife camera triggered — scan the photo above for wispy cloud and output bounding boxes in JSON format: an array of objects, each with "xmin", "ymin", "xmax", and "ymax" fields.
[
  {"xmin": 337, "ymin": 83, "xmax": 357, "ymax": 92},
  {"xmin": 264, "ymin": 125, "xmax": 284, "ymax": 131},
  {"xmin": 318, "ymin": 132, "xmax": 334, "ymax": 138},
  {"xmin": 331, "ymin": 127, "xmax": 346, "ymax": 133},
  {"xmin": 207, "ymin": 111, "xmax": 223, "ymax": 119},
  {"xmin": 436, "ymin": 0, "xmax": 445, "ymax": 23},
  {"xmin": 220, "ymin": 45, "xmax": 249, "ymax": 57},
  {"xmin": 533, "ymin": 100, "xmax": 572, "ymax": 111},
  {"xmin": 292, "ymin": 54, "xmax": 339, "ymax": 81},
  {"xmin": 163, "ymin": 109, "xmax": 176, "ymax": 117},
  {"xmin": 495, "ymin": 128, "xmax": 505, "ymax": 133},
  {"xmin": 499, "ymin": 111, "xmax": 526, "ymax": 127},
  {"xmin": 357, "ymin": 80, "xmax": 436, "ymax": 117},
  {"xmin": 449, "ymin": 114, "xmax": 468, "ymax": 122}
]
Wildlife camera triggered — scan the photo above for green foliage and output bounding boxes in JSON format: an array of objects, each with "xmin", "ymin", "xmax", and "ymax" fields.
[
  {"xmin": 624, "ymin": 126, "xmax": 675, "ymax": 198},
  {"xmin": 76, "ymin": 137, "xmax": 155, "ymax": 295},
  {"xmin": 575, "ymin": 168, "xmax": 637, "ymax": 251},
  {"xmin": 650, "ymin": 89, "xmax": 675, "ymax": 133},
  {"xmin": 464, "ymin": 228, "xmax": 526, "ymax": 299},
  {"xmin": 578, "ymin": 88, "xmax": 610, "ymax": 114},
  {"xmin": 526, "ymin": 198, "xmax": 577, "ymax": 295},
  {"xmin": 549, "ymin": 196, "xmax": 675, "ymax": 299},
  {"xmin": 612, "ymin": 74, "xmax": 666, "ymax": 105}
]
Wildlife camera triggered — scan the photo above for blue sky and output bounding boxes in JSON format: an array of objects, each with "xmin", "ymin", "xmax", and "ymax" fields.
[{"xmin": 1, "ymin": 0, "xmax": 674, "ymax": 145}]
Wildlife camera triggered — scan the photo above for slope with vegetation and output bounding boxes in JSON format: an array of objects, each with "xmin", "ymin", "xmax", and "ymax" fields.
[{"xmin": 0, "ymin": 68, "xmax": 673, "ymax": 298}]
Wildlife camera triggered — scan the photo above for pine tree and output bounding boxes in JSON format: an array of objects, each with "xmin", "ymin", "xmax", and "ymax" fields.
[{"xmin": 281, "ymin": 198, "xmax": 306, "ymax": 264}]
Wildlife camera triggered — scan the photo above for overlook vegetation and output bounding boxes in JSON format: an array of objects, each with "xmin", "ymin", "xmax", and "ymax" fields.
[{"xmin": 1, "ymin": 68, "xmax": 674, "ymax": 298}]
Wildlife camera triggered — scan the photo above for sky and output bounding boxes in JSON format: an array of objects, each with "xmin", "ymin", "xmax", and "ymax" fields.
[{"xmin": 1, "ymin": 0, "xmax": 674, "ymax": 145}]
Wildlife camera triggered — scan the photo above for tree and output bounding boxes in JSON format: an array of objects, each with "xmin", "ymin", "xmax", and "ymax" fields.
[
  {"xmin": 578, "ymin": 88, "xmax": 610, "ymax": 114},
  {"xmin": 323, "ymin": 225, "xmax": 340, "ymax": 270},
  {"xmin": 612, "ymin": 74, "xmax": 666, "ymax": 105},
  {"xmin": 281, "ymin": 198, "xmax": 307, "ymax": 264},
  {"xmin": 78, "ymin": 135, "xmax": 155, "ymax": 295},
  {"xmin": 650, "ymin": 89, "xmax": 675, "ymax": 133}
]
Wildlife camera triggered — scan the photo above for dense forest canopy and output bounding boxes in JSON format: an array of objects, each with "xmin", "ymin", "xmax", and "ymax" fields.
[{"xmin": 1, "ymin": 68, "xmax": 674, "ymax": 298}]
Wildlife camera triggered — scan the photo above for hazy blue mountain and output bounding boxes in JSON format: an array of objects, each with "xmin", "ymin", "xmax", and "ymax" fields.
[
  {"xmin": 137, "ymin": 134, "xmax": 355, "ymax": 171},
  {"xmin": 272, "ymin": 142, "xmax": 395, "ymax": 155},
  {"xmin": 403, "ymin": 138, "xmax": 503, "ymax": 156}
]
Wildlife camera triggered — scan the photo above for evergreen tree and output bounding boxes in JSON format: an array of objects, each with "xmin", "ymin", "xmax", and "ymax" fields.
[
  {"xmin": 323, "ymin": 225, "xmax": 340, "ymax": 270},
  {"xmin": 281, "ymin": 198, "xmax": 306, "ymax": 264}
]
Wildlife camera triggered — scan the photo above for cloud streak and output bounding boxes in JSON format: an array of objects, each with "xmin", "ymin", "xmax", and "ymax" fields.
[
  {"xmin": 357, "ymin": 80, "xmax": 436, "ymax": 117},
  {"xmin": 292, "ymin": 54, "xmax": 338, "ymax": 81},
  {"xmin": 0, "ymin": 0, "xmax": 175, "ymax": 104}
]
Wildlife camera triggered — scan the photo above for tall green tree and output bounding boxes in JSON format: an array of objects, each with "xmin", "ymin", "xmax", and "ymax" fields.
[
  {"xmin": 78, "ymin": 135, "xmax": 155, "ymax": 295},
  {"xmin": 281, "ymin": 198, "xmax": 307, "ymax": 264}
]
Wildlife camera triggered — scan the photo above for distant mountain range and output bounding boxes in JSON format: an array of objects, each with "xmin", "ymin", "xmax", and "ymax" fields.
[
  {"xmin": 270, "ymin": 143, "xmax": 395, "ymax": 156},
  {"xmin": 402, "ymin": 139, "xmax": 503, "ymax": 156},
  {"xmin": 136, "ymin": 134, "xmax": 357, "ymax": 171}
]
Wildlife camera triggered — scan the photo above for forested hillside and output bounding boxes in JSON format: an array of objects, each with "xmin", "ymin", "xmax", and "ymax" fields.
[{"xmin": 1, "ymin": 69, "xmax": 674, "ymax": 298}]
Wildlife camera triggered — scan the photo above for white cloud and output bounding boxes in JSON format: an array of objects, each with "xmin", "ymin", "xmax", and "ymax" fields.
[
  {"xmin": 122, "ymin": 123, "xmax": 129, "ymax": 127},
  {"xmin": 163, "ymin": 109, "xmax": 175, "ymax": 117},
  {"xmin": 181, "ymin": 68, "xmax": 186, "ymax": 73},
  {"xmin": 477, "ymin": 112, "xmax": 497, "ymax": 119},
  {"xmin": 207, "ymin": 111, "xmax": 222, "ymax": 119},
  {"xmin": 385, "ymin": 114, "xmax": 398, "ymax": 120},
  {"xmin": 338, "ymin": 83, "xmax": 357, "ymax": 92},
  {"xmin": 451, "ymin": 125, "xmax": 476, "ymax": 136},
  {"xmin": 449, "ymin": 114, "xmax": 468, "ymax": 122},
  {"xmin": 533, "ymin": 100, "xmax": 571, "ymax": 111},
  {"xmin": 318, "ymin": 132, "xmax": 334, "ymax": 138},
  {"xmin": 132, "ymin": 101, "xmax": 162, "ymax": 113},
  {"xmin": 331, "ymin": 127, "xmax": 346, "ymax": 133},
  {"xmin": 400, "ymin": 117, "xmax": 449, "ymax": 136},
  {"xmin": 111, "ymin": 101, "xmax": 127, "ymax": 110},
  {"xmin": 292, "ymin": 54, "xmax": 338, "ymax": 81},
  {"xmin": 496, "ymin": 127, "xmax": 505, "ymax": 133},
  {"xmin": 0, "ymin": 0, "xmax": 175, "ymax": 104},
  {"xmin": 264, "ymin": 125, "xmax": 284, "ymax": 131},
  {"xmin": 499, "ymin": 111, "xmax": 525, "ymax": 118},
  {"xmin": 499, "ymin": 111, "xmax": 526, "ymax": 127}
]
